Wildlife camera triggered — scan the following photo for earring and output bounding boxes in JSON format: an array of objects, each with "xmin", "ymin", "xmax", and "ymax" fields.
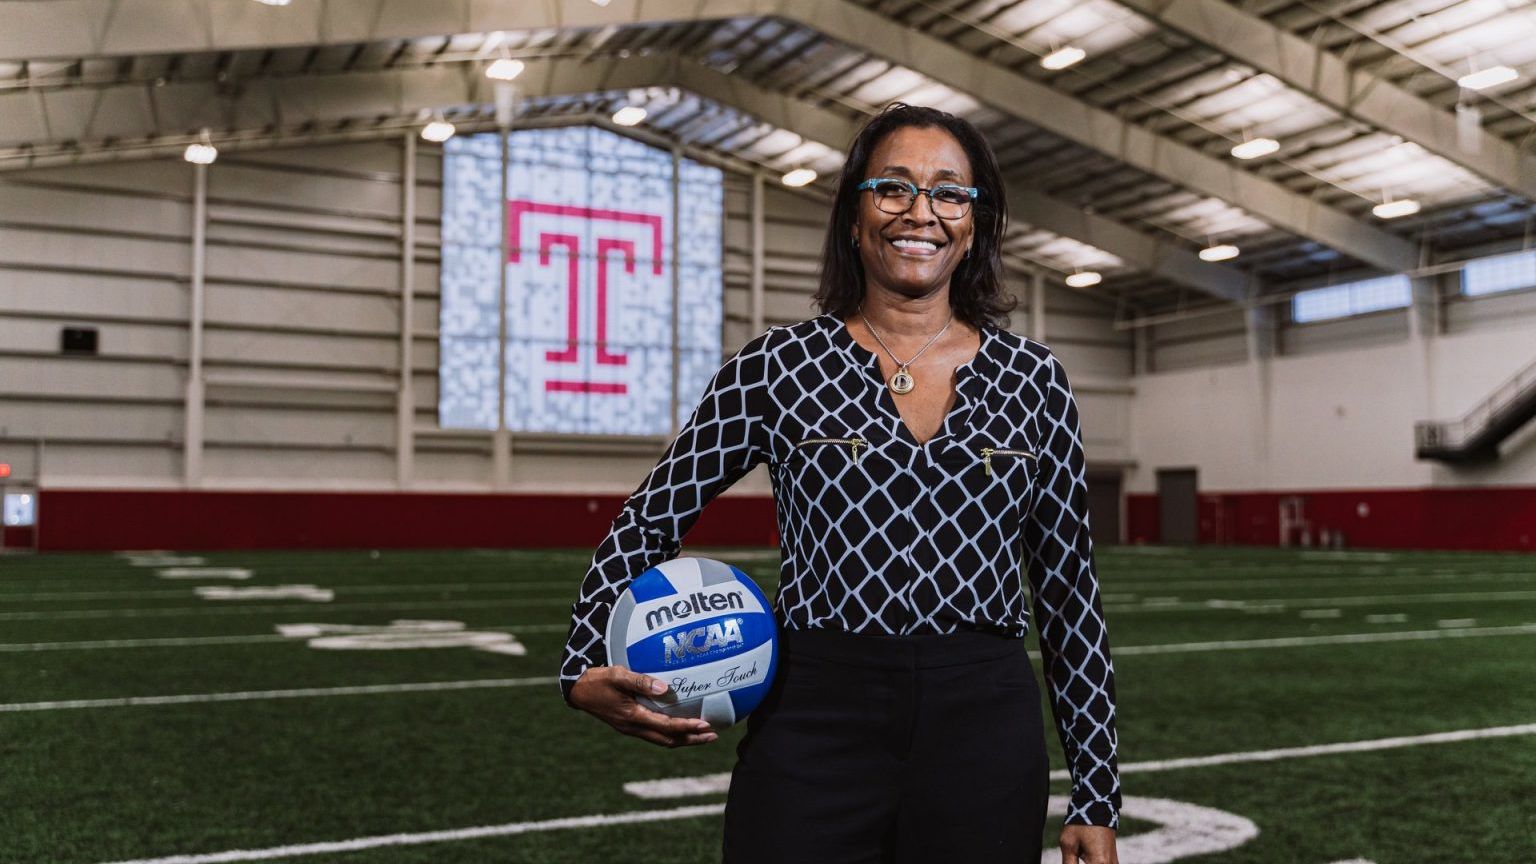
[
  {"xmin": 852, "ymin": 236, "xmax": 860, "ymax": 249},
  {"xmin": 964, "ymin": 246, "xmax": 972, "ymax": 259}
]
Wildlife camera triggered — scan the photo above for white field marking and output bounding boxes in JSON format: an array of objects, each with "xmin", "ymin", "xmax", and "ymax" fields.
[
  {"xmin": 196, "ymin": 585, "xmax": 334, "ymax": 602},
  {"xmin": 1299, "ymin": 608, "xmax": 1342, "ymax": 619},
  {"xmin": 1323, "ymin": 860, "xmax": 1377, "ymax": 864},
  {"xmin": 1298, "ymin": 551, "xmax": 1397, "ymax": 562},
  {"xmin": 157, "ymin": 568, "xmax": 252, "ymax": 580},
  {"xmin": 631, "ymin": 723, "xmax": 1536, "ymax": 805},
  {"xmin": 1113, "ymin": 623, "xmax": 1536, "ymax": 655},
  {"xmin": 1102, "ymin": 593, "xmax": 1138, "ymax": 602},
  {"xmin": 1040, "ymin": 796, "xmax": 1257, "ymax": 864},
  {"xmin": 1, "ymin": 581, "xmax": 575, "ymax": 603},
  {"xmin": 1142, "ymin": 596, "xmax": 1182, "ymax": 605},
  {"xmin": 1114, "ymin": 723, "xmax": 1536, "ymax": 775},
  {"xmin": 1105, "ymin": 571, "xmax": 1536, "ymax": 591},
  {"xmin": 1365, "ymin": 613, "xmax": 1408, "ymax": 624},
  {"xmin": 0, "ymin": 596, "xmax": 571, "ymax": 621},
  {"xmin": 0, "ymin": 623, "xmax": 572, "ymax": 653},
  {"xmin": 0, "ymin": 676, "xmax": 558, "ymax": 713},
  {"xmin": 95, "ymin": 803, "xmax": 727, "ymax": 864},
  {"xmin": 276, "ymin": 620, "xmax": 526, "ymax": 656},
  {"xmin": 127, "ymin": 556, "xmax": 207, "ymax": 568},
  {"xmin": 1105, "ymin": 590, "xmax": 1536, "ymax": 614},
  {"xmin": 1438, "ymin": 618, "xmax": 1477, "ymax": 628},
  {"xmin": 115, "ymin": 549, "xmax": 175, "ymax": 557}
]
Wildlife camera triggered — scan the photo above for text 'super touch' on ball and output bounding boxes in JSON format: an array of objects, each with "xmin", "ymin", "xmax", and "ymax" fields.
[{"xmin": 606, "ymin": 556, "xmax": 778, "ymax": 728}]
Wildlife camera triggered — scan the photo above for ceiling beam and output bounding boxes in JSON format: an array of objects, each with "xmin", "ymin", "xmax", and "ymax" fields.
[
  {"xmin": 0, "ymin": 0, "xmax": 1416, "ymax": 272},
  {"xmin": 1111, "ymin": 0, "xmax": 1536, "ymax": 204},
  {"xmin": 0, "ymin": 50, "xmax": 1246, "ymax": 302}
]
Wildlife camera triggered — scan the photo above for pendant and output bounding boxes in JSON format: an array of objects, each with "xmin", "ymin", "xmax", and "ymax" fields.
[{"xmin": 889, "ymin": 366, "xmax": 915, "ymax": 395}]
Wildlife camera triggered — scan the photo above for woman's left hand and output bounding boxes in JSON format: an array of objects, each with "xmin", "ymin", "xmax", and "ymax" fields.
[{"xmin": 1059, "ymin": 824, "xmax": 1118, "ymax": 864}]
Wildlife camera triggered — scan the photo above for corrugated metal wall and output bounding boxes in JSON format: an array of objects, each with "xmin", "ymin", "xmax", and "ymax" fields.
[{"xmin": 0, "ymin": 134, "xmax": 1139, "ymax": 497}]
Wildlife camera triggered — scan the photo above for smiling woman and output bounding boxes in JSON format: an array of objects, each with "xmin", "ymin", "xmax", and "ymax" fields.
[{"xmin": 562, "ymin": 103, "xmax": 1121, "ymax": 864}]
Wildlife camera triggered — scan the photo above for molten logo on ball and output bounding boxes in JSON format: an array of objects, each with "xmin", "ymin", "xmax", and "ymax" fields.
[{"xmin": 607, "ymin": 557, "xmax": 778, "ymax": 728}]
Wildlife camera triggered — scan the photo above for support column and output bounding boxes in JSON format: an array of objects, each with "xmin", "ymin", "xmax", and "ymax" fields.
[
  {"xmin": 1132, "ymin": 324, "xmax": 1152, "ymax": 376},
  {"xmin": 1245, "ymin": 295, "xmax": 1276, "ymax": 489},
  {"xmin": 1029, "ymin": 270, "xmax": 1046, "ymax": 344},
  {"xmin": 183, "ymin": 162, "xmax": 208, "ymax": 487},
  {"xmin": 396, "ymin": 132, "xmax": 417, "ymax": 488},
  {"xmin": 750, "ymin": 171, "xmax": 766, "ymax": 336},
  {"xmin": 493, "ymin": 127, "xmax": 512, "ymax": 489},
  {"xmin": 1408, "ymin": 258, "xmax": 1440, "ymax": 424},
  {"xmin": 669, "ymin": 145, "xmax": 682, "ymax": 437}
]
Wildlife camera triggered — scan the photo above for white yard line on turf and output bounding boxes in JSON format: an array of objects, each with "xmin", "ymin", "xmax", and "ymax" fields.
[
  {"xmin": 0, "ymin": 677, "xmax": 558, "ymax": 712},
  {"xmin": 624, "ymin": 722, "xmax": 1536, "ymax": 800},
  {"xmin": 0, "ymin": 582, "xmax": 578, "ymax": 603},
  {"xmin": 7, "ymin": 622, "xmax": 1535, "ymax": 656},
  {"xmin": 0, "ymin": 623, "xmax": 572, "ymax": 653},
  {"xmin": 96, "ymin": 803, "xmax": 727, "ymax": 864},
  {"xmin": 0, "ymin": 597, "xmax": 572, "ymax": 621},
  {"xmin": 1105, "ymin": 589, "xmax": 1536, "ymax": 613},
  {"xmin": 1112, "ymin": 622, "xmax": 1536, "ymax": 655}
]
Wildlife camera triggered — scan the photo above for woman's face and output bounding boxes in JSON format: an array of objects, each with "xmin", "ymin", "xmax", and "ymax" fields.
[{"xmin": 852, "ymin": 125, "xmax": 977, "ymax": 301}]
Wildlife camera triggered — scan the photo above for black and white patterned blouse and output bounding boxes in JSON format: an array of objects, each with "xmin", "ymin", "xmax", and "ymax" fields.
[{"xmin": 560, "ymin": 312, "xmax": 1121, "ymax": 828}]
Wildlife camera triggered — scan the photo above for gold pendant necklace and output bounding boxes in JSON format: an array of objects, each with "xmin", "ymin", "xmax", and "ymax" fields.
[{"xmin": 857, "ymin": 306, "xmax": 954, "ymax": 395}]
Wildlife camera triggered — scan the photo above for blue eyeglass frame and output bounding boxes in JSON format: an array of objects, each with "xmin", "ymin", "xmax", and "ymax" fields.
[{"xmin": 856, "ymin": 177, "xmax": 981, "ymax": 219}]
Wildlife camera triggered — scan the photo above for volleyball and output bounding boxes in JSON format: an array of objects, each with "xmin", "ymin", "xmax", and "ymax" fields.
[{"xmin": 606, "ymin": 556, "xmax": 778, "ymax": 728}]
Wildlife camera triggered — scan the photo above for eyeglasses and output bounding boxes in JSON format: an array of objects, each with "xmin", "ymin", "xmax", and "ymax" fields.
[{"xmin": 856, "ymin": 177, "xmax": 980, "ymax": 220}]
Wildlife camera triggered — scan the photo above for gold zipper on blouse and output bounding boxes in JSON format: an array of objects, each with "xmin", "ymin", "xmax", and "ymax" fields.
[
  {"xmin": 979, "ymin": 446, "xmax": 1036, "ymax": 477},
  {"xmin": 795, "ymin": 437, "xmax": 866, "ymax": 462}
]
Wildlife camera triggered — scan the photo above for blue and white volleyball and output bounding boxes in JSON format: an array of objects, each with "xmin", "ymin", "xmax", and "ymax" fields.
[{"xmin": 606, "ymin": 556, "xmax": 777, "ymax": 728}]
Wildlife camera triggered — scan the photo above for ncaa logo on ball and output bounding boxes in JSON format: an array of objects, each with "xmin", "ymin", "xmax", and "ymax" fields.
[{"xmin": 606, "ymin": 557, "xmax": 778, "ymax": 728}]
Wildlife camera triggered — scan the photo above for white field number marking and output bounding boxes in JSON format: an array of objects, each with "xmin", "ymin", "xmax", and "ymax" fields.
[
  {"xmin": 276, "ymin": 620, "xmax": 527, "ymax": 655},
  {"xmin": 197, "ymin": 585, "xmax": 333, "ymax": 602},
  {"xmin": 128, "ymin": 557, "xmax": 207, "ymax": 568},
  {"xmin": 625, "ymin": 722, "xmax": 1536, "ymax": 799},
  {"xmin": 85, "ymin": 796, "xmax": 1268, "ymax": 864},
  {"xmin": 157, "ymin": 568, "xmax": 252, "ymax": 580}
]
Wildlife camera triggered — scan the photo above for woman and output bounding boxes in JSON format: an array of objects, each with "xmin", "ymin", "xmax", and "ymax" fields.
[{"xmin": 561, "ymin": 103, "xmax": 1121, "ymax": 864}]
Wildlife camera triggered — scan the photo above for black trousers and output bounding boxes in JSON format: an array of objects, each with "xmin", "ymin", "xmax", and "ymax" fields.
[{"xmin": 722, "ymin": 627, "xmax": 1050, "ymax": 863}]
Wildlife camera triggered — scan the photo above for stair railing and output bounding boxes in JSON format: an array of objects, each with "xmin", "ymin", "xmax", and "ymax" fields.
[{"xmin": 1416, "ymin": 353, "xmax": 1536, "ymax": 451}]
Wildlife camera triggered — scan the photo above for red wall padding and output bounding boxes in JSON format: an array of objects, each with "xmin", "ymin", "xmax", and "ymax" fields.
[
  {"xmin": 1127, "ymin": 486, "xmax": 1536, "ymax": 551},
  {"xmin": 36, "ymin": 489, "xmax": 780, "ymax": 552}
]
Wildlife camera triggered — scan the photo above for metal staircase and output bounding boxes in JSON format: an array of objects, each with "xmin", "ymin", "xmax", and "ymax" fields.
[{"xmin": 1415, "ymin": 353, "xmax": 1536, "ymax": 464}]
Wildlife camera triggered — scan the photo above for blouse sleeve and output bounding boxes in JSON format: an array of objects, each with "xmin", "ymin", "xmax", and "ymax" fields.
[
  {"xmin": 558, "ymin": 329, "xmax": 776, "ymax": 705},
  {"xmin": 1021, "ymin": 350, "xmax": 1122, "ymax": 828}
]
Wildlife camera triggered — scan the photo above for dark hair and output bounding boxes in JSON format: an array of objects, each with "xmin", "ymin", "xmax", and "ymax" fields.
[{"xmin": 814, "ymin": 103, "xmax": 1015, "ymax": 330}]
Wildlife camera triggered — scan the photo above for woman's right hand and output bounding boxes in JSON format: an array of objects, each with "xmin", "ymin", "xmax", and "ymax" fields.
[{"xmin": 570, "ymin": 666, "xmax": 720, "ymax": 748}]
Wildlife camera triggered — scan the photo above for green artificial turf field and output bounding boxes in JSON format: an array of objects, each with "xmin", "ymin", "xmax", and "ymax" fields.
[{"xmin": 2, "ymin": 545, "xmax": 1534, "ymax": 863}]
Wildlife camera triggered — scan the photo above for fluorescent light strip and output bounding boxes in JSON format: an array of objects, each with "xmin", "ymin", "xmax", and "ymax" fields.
[
  {"xmin": 781, "ymin": 168, "xmax": 817, "ymax": 187},
  {"xmin": 485, "ymin": 58, "xmax": 525, "ymax": 81},
  {"xmin": 1199, "ymin": 244, "xmax": 1240, "ymax": 262},
  {"xmin": 1065, "ymin": 271, "xmax": 1102, "ymax": 288},
  {"xmin": 1372, "ymin": 199, "xmax": 1421, "ymax": 220},
  {"xmin": 1457, "ymin": 65, "xmax": 1519, "ymax": 90},
  {"xmin": 1230, "ymin": 138, "xmax": 1279, "ymax": 160},
  {"xmin": 612, "ymin": 106, "xmax": 647, "ymax": 126},
  {"xmin": 1040, "ymin": 46, "xmax": 1086, "ymax": 71}
]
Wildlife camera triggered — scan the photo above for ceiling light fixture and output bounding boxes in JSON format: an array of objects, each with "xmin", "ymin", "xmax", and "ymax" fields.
[
  {"xmin": 612, "ymin": 105, "xmax": 647, "ymax": 126},
  {"xmin": 485, "ymin": 58, "xmax": 525, "ymax": 81},
  {"xmin": 183, "ymin": 129, "xmax": 217, "ymax": 165},
  {"xmin": 781, "ymin": 168, "xmax": 818, "ymax": 187},
  {"xmin": 252, "ymin": 0, "xmax": 293, "ymax": 6},
  {"xmin": 1372, "ymin": 198, "xmax": 1421, "ymax": 219},
  {"xmin": 1457, "ymin": 65, "xmax": 1519, "ymax": 91},
  {"xmin": 590, "ymin": 0, "xmax": 613, "ymax": 5},
  {"xmin": 1065, "ymin": 271, "xmax": 1102, "ymax": 288},
  {"xmin": 421, "ymin": 118, "xmax": 456, "ymax": 143},
  {"xmin": 1199, "ymin": 244, "xmax": 1240, "ymax": 262},
  {"xmin": 1040, "ymin": 46, "xmax": 1086, "ymax": 71},
  {"xmin": 1230, "ymin": 137, "xmax": 1280, "ymax": 160}
]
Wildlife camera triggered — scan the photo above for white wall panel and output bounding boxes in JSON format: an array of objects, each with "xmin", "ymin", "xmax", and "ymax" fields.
[
  {"xmin": 0, "ymin": 271, "xmax": 186, "ymax": 321},
  {"xmin": 0, "ymin": 181, "xmax": 190, "ymax": 235}
]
